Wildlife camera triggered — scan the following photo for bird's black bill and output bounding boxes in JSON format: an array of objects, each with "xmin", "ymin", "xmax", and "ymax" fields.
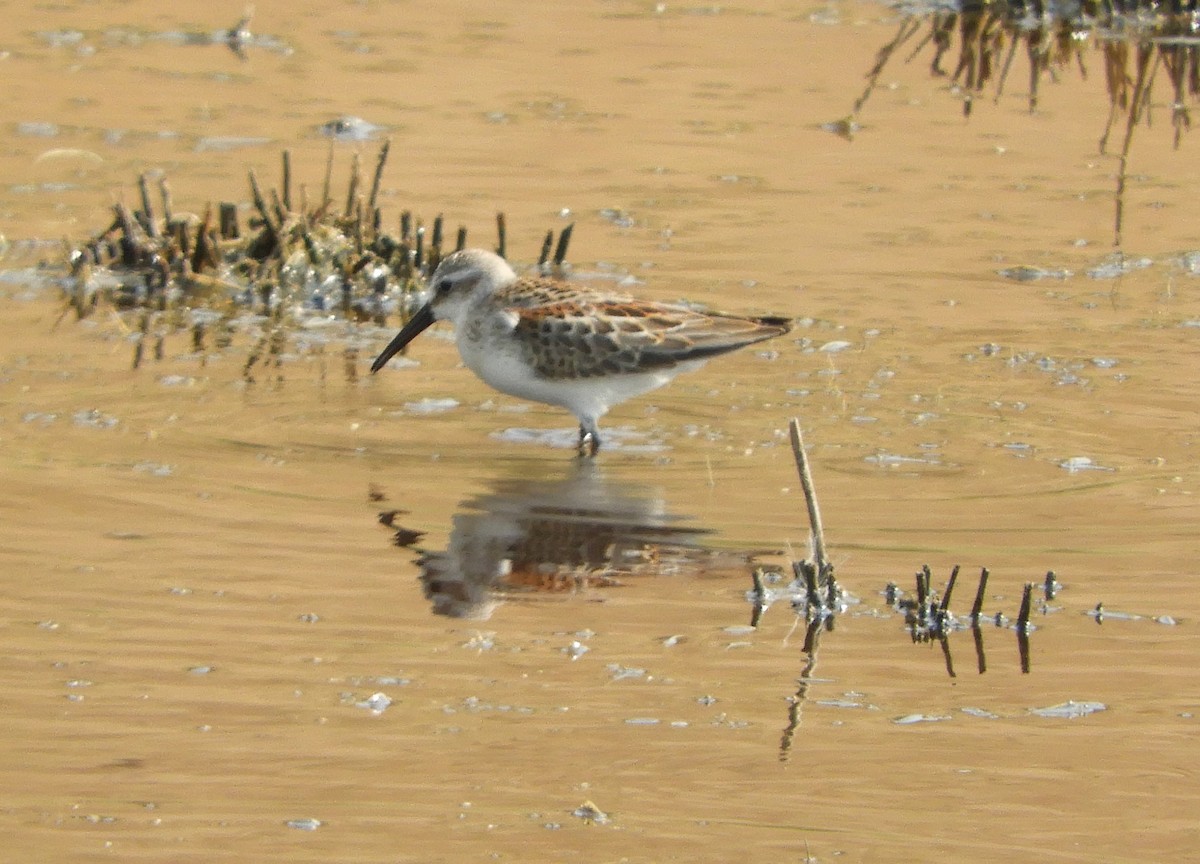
[{"xmin": 370, "ymin": 303, "xmax": 436, "ymax": 373}]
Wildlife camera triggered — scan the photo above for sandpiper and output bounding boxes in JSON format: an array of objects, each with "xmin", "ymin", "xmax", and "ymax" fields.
[{"xmin": 371, "ymin": 248, "xmax": 791, "ymax": 456}]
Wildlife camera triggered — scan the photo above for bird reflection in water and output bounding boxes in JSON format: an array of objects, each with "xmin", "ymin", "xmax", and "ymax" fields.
[{"xmin": 388, "ymin": 464, "xmax": 766, "ymax": 619}]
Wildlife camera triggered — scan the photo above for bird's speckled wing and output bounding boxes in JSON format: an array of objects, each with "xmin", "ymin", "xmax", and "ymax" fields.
[{"xmin": 498, "ymin": 277, "xmax": 791, "ymax": 380}]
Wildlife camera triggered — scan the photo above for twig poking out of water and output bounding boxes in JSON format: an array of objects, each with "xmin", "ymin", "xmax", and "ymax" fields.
[
  {"xmin": 158, "ymin": 177, "xmax": 173, "ymax": 225},
  {"xmin": 1016, "ymin": 582, "xmax": 1034, "ymax": 634},
  {"xmin": 218, "ymin": 202, "xmax": 240, "ymax": 240},
  {"xmin": 777, "ymin": 419, "xmax": 843, "ymax": 629},
  {"xmin": 553, "ymin": 223, "xmax": 574, "ymax": 267},
  {"xmin": 367, "ymin": 138, "xmax": 390, "ymax": 214},
  {"xmin": 247, "ymin": 168, "xmax": 279, "ymax": 248},
  {"xmin": 320, "ymin": 139, "xmax": 335, "ymax": 213},
  {"xmin": 495, "ymin": 212, "xmax": 507, "ymax": 259},
  {"xmin": 940, "ymin": 563, "xmax": 960, "ymax": 613},
  {"xmin": 970, "ymin": 566, "xmax": 990, "ymax": 622},
  {"xmin": 889, "ymin": 565, "xmax": 1054, "ymax": 675},
  {"xmin": 429, "ymin": 214, "xmax": 444, "ymax": 272},
  {"xmin": 344, "ymin": 150, "xmax": 361, "ymax": 219},
  {"xmin": 138, "ymin": 173, "xmax": 159, "ymax": 239},
  {"xmin": 1043, "ymin": 570, "xmax": 1059, "ymax": 600},
  {"xmin": 789, "ymin": 418, "xmax": 829, "ymax": 577},
  {"xmin": 281, "ymin": 149, "xmax": 292, "ymax": 212}
]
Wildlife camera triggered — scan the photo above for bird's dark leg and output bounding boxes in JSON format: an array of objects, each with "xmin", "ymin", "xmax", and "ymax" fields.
[{"xmin": 577, "ymin": 421, "xmax": 601, "ymax": 458}]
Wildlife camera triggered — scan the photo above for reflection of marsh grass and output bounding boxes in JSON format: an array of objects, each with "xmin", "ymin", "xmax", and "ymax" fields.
[{"xmin": 850, "ymin": 2, "xmax": 1200, "ymax": 245}]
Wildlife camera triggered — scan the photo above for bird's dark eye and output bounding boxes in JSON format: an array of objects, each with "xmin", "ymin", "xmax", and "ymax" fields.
[{"xmin": 434, "ymin": 278, "xmax": 450, "ymax": 295}]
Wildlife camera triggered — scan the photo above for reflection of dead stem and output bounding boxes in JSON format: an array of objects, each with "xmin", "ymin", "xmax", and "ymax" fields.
[{"xmin": 848, "ymin": 7, "xmax": 1199, "ymax": 247}]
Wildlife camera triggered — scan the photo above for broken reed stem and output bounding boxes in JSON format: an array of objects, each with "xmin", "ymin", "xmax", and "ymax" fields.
[
  {"xmin": 495, "ymin": 212, "xmax": 507, "ymax": 259},
  {"xmin": 431, "ymin": 214, "xmax": 444, "ymax": 253},
  {"xmin": 970, "ymin": 566, "xmax": 990, "ymax": 622},
  {"xmin": 138, "ymin": 173, "xmax": 159, "ymax": 238},
  {"xmin": 796, "ymin": 561, "xmax": 821, "ymax": 609},
  {"xmin": 218, "ymin": 202, "xmax": 240, "ymax": 240},
  {"xmin": 157, "ymin": 178, "xmax": 174, "ymax": 227},
  {"xmin": 942, "ymin": 564, "xmax": 961, "ymax": 611},
  {"xmin": 1016, "ymin": 582, "xmax": 1034, "ymax": 633},
  {"xmin": 281, "ymin": 149, "xmax": 292, "ymax": 212},
  {"xmin": 344, "ymin": 151, "xmax": 361, "ymax": 218},
  {"xmin": 553, "ymin": 222, "xmax": 574, "ymax": 266},
  {"xmin": 368, "ymin": 138, "xmax": 391, "ymax": 214},
  {"xmin": 321, "ymin": 139, "xmax": 335, "ymax": 213},
  {"xmin": 538, "ymin": 230, "xmax": 553, "ymax": 267},
  {"xmin": 247, "ymin": 168, "xmax": 279, "ymax": 239},
  {"xmin": 788, "ymin": 418, "xmax": 828, "ymax": 574}
]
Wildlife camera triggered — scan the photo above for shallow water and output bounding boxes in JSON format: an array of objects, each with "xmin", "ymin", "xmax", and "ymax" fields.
[{"xmin": 2, "ymin": 2, "xmax": 1198, "ymax": 862}]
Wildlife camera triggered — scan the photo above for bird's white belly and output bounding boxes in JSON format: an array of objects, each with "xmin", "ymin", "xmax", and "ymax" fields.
[{"xmin": 456, "ymin": 327, "xmax": 701, "ymax": 421}]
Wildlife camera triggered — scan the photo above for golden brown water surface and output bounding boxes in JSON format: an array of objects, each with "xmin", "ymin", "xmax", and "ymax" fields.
[{"xmin": 2, "ymin": 2, "xmax": 1198, "ymax": 862}]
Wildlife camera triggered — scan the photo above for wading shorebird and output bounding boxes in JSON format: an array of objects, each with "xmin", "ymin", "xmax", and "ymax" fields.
[{"xmin": 370, "ymin": 248, "xmax": 791, "ymax": 456}]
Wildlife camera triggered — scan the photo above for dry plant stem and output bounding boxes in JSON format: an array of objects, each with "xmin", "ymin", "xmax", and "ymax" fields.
[
  {"xmin": 916, "ymin": 567, "xmax": 930, "ymax": 617},
  {"xmin": 247, "ymin": 169, "xmax": 279, "ymax": 241},
  {"xmin": 942, "ymin": 564, "xmax": 961, "ymax": 611},
  {"xmin": 320, "ymin": 140, "xmax": 335, "ymax": 212},
  {"xmin": 553, "ymin": 223, "xmax": 574, "ymax": 266},
  {"xmin": 158, "ymin": 177, "xmax": 173, "ymax": 224},
  {"xmin": 1016, "ymin": 582, "xmax": 1034, "ymax": 633},
  {"xmin": 788, "ymin": 418, "xmax": 828, "ymax": 574},
  {"xmin": 368, "ymin": 138, "xmax": 391, "ymax": 213},
  {"xmin": 495, "ymin": 211, "xmax": 507, "ymax": 259},
  {"xmin": 970, "ymin": 567, "xmax": 990, "ymax": 621},
  {"xmin": 344, "ymin": 151, "xmax": 361, "ymax": 218},
  {"xmin": 218, "ymin": 202, "xmax": 239, "ymax": 240},
  {"xmin": 281, "ymin": 149, "xmax": 292, "ymax": 212},
  {"xmin": 138, "ymin": 173, "xmax": 159, "ymax": 238}
]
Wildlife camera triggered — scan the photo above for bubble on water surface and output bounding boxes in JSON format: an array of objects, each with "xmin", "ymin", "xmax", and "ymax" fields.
[
  {"xmin": 893, "ymin": 713, "xmax": 952, "ymax": 724},
  {"xmin": 607, "ymin": 664, "xmax": 647, "ymax": 681},
  {"xmin": 355, "ymin": 692, "xmax": 393, "ymax": 714},
  {"xmin": 562, "ymin": 641, "xmax": 590, "ymax": 660},
  {"xmin": 1058, "ymin": 456, "xmax": 1113, "ymax": 473},
  {"xmin": 73, "ymin": 409, "xmax": 118, "ymax": 429},
  {"xmin": 16, "ymin": 122, "xmax": 60, "ymax": 137},
  {"xmin": 285, "ymin": 818, "xmax": 322, "ymax": 831},
  {"xmin": 1030, "ymin": 700, "xmax": 1106, "ymax": 719},
  {"xmin": 194, "ymin": 136, "xmax": 272, "ymax": 153},
  {"xmin": 961, "ymin": 707, "xmax": 1000, "ymax": 719},
  {"xmin": 403, "ymin": 398, "xmax": 460, "ymax": 414}
]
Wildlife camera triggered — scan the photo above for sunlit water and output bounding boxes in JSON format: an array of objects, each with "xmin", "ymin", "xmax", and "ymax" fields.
[{"xmin": 1, "ymin": 3, "xmax": 1198, "ymax": 862}]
